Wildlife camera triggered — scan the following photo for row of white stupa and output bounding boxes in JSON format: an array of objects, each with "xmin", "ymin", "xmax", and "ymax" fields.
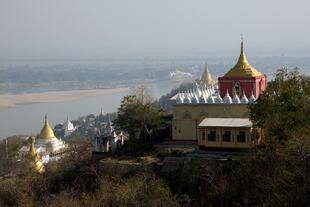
[{"xmin": 175, "ymin": 86, "xmax": 256, "ymax": 104}]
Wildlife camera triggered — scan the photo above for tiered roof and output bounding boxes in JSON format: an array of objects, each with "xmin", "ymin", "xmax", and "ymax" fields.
[{"xmin": 224, "ymin": 41, "xmax": 262, "ymax": 78}]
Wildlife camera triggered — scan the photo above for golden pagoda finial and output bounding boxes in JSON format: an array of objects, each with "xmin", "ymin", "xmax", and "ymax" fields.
[
  {"xmin": 39, "ymin": 114, "xmax": 55, "ymax": 139},
  {"xmin": 44, "ymin": 114, "xmax": 48, "ymax": 124},
  {"xmin": 238, "ymin": 34, "xmax": 248, "ymax": 64},
  {"xmin": 223, "ymin": 37, "xmax": 262, "ymax": 77}
]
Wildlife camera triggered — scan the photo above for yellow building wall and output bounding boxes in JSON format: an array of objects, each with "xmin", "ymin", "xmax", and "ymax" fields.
[
  {"xmin": 172, "ymin": 104, "xmax": 249, "ymax": 141},
  {"xmin": 197, "ymin": 127, "xmax": 256, "ymax": 149}
]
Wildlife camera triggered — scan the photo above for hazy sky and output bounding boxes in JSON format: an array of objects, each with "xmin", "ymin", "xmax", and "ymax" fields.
[{"xmin": 1, "ymin": 0, "xmax": 309, "ymax": 58}]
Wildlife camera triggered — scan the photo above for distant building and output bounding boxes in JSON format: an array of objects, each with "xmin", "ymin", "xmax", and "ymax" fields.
[
  {"xmin": 94, "ymin": 113, "xmax": 127, "ymax": 153},
  {"xmin": 98, "ymin": 108, "xmax": 105, "ymax": 122},
  {"xmin": 171, "ymin": 40, "xmax": 266, "ymax": 149},
  {"xmin": 53, "ymin": 117, "xmax": 76, "ymax": 138},
  {"xmin": 94, "ymin": 132, "xmax": 127, "ymax": 153},
  {"xmin": 63, "ymin": 117, "xmax": 76, "ymax": 137},
  {"xmin": 199, "ymin": 62, "xmax": 217, "ymax": 86}
]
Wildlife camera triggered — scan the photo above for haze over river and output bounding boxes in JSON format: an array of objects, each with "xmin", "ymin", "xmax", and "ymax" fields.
[{"xmin": 1, "ymin": 56, "xmax": 308, "ymax": 139}]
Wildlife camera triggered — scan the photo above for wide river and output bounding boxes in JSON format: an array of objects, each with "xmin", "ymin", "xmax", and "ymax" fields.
[
  {"xmin": 0, "ymin": 91, "xmax": 128, "ymax": 139},
  {"xmin": 0, "ymin": 81, "xmax": 176, "ymax": 139}
]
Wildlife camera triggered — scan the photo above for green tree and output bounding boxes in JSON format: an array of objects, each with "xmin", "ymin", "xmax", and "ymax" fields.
[
  {"xmin": 113, "ymin": 88, "xmax": 162, "ymax": 143},
  {"xmin": 250, "ymin": 68, "xmax": 310, "ymax": 142}
]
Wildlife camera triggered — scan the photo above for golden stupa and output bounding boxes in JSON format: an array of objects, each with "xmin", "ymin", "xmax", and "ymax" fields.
[
  {"xmin": 27, "ymin": 136, "xmax": 45, "ymax": 173},
  {"xmin": 224, "ymin": 40, "xmax": 262, "ymax": 78},
  {"xmin": 200, "ymin": 63, "xmax": 216, "ymax": 85},
  {"xmin": 39, "ymin": 115, "xmax": 55, "ymax": 139}
]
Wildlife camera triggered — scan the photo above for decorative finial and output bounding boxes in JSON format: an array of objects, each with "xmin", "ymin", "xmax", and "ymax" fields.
[
  {"xmin": 44, "ymin": 114, "xmax": 48, "ymax": 124},
  {"xmin": 240, "ymin": 33, "xmax": 244, "ymax": 52},
  {"xmin": 204, "ymin": 61, "xmax": 209, "ymax": 72},
  {"xmin": 29, "ymin": 136, "xmax": 36, "ymax": 156},
  {"xmin": 237, "ymin": 34, "xmax": 248, "ymax": 64}
]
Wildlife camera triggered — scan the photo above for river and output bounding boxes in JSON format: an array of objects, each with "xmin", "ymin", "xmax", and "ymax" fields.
[
  {"xmin": 0, "ymin": 91, "xmax": 128, "ymax": 139},
  {"xmin": 0, "ymin": 81, "xmax": 176, "ymax": 139}
]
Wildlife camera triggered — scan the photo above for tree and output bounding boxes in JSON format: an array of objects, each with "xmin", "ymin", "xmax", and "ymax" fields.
[
  {"xmin": 130, "ymin": 85, "xmax": 153, "ymax": 104},
  {"xmin": 250, "ymin": 68, "xmax": 310, "ymax": 142},
  {"xmin": 113, "ymin": 86, "xmax": 162, "ymax": 143}
]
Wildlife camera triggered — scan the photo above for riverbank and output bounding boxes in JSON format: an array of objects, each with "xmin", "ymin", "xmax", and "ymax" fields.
[{"xmin": 0, "ymin": 88, "xmax": 129, "ymax": 109}]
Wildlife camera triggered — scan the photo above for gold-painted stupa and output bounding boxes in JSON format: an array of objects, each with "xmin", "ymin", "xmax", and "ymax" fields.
[
  {"xmin": 27, "ymin": 136, "xmax": 45, "ymax": 173},
  {"xmin": 39, "ymin": 115, "xmax": 55, "ymax": 139},
  {"xmin": 201, "ymin": 63, "xmax": 216, "ymax": 85},
  {"xmin": 224, "ymin": 41, "xmax": 262, "ymax": 77}
]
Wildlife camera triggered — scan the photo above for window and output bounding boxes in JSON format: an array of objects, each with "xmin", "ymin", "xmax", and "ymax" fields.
[
  {"xmin": 233, "ymin": 82, "xmax": 241, "ymax": 96},
  {"xmin": 222, "ymin": 131, "xmax": 231, "ymax": 142},
  {"xmin": 208, "ymin": 130, "xmax": 217, "ymax": 141},
  {"xmin": 237, "ymin": 131, "xmax": 246, "ymax": 142}
]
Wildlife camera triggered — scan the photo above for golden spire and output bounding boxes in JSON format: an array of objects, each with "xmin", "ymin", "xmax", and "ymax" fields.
[
  {"xmin": 29, "ymin": 136, "xmax": 37, "ymax": 157},
  {"xmin": 28, "ymin": 136, "xmax": 45, "ymax": 173},
  {"xmin": 224, "ymin": 38, "xmax": 262, "ymax": 77},
  {"xmin": 39, "ymin": 115, "xmax": 55, "ymax": 139},
  {"xmin": 201, "ymin": 62, "xmax": 216, "ymax": 85},
  {"xmin": 238, "ymin": 38, "xmax": 248, "ymax": 64}
]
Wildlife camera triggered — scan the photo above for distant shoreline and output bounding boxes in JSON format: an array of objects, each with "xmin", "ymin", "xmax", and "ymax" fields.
[{"xmin": 0, "ymin": 88, "xmax": 129, "ymax": 109}]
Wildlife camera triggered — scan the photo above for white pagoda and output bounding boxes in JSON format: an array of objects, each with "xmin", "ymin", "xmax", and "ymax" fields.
[
  {"xmin": 35, "ymin": 115, "xmax": 67, "ymax": 163},
  {"xmin": 62, "ymin": 117, "xmax": 76, "ymax": 137}
]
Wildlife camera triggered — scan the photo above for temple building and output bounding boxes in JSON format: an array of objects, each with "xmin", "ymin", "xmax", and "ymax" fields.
[
  {"xmin": 198, "ymin": 118, "xmax": 260, "ymax": 149},
  {"xmin": 54, "ymin": 117, "xmax": 76, "ymax": 138},
  {"xmin": 218, "ymin": 41, "xmax": 267, "ymax": 99},
  {"xmin": 94, "ymin": 114, "xmax": 127, "ymax": 153},
  {"xmin": 63, "ymin": 117, "xmax": 76, "ymax": 137},
  {"xmin": 35, "ymin": 115, "xmax": 68, "ymax": 163},
  {"xmin": 171, "ymin": 40, "xmax": 266, "ymax": 149}
]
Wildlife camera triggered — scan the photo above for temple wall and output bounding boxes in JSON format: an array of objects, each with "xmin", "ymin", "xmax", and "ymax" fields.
[
  {"xmin": 172, "ymin": 104, "xmax": 249, "ymax": 141},
  {"xmin": 197, "ymin": 127, "xmax": 255, "ymax": 148},
  {"xmin": 218, "ymin": 75, "xmax": 267, "ymax": 99}
]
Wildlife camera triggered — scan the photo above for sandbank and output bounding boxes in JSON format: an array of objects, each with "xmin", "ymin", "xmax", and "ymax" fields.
[{"xmin": 0, "ymin": 88, "xmax": 129, "ymax": 109}]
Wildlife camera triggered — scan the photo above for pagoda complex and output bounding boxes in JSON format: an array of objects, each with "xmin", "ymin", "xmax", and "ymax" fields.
[
  {"xmin": 35, "ymin": 115, "xmax": 67, "ymax": 163},
  {"xmin": 171, "ymin": 39, "xmax": 267, "ymax": 149},
  {"xmin": 218, "ymin": 41, "xmax": 267, "ymax": 99}
]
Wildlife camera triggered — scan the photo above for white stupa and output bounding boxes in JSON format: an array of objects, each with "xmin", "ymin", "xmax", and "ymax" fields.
[
  {"xmin": 35, "ymin": 115, "xmax": 67, "ymax": 163},
  {"xmin": 63, "ymin": 117, "xmax": 76, "ymax": 137}
]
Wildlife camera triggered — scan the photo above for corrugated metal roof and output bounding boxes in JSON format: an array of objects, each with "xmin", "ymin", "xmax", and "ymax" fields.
[{"xmin": 198, "ymin": 118, "xmax": 252, "ymax": 128}]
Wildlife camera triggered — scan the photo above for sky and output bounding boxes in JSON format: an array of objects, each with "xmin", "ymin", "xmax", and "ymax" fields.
[{"xmin": 0, "ymin": 0, "xmax": 310, "ymax": 58}]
